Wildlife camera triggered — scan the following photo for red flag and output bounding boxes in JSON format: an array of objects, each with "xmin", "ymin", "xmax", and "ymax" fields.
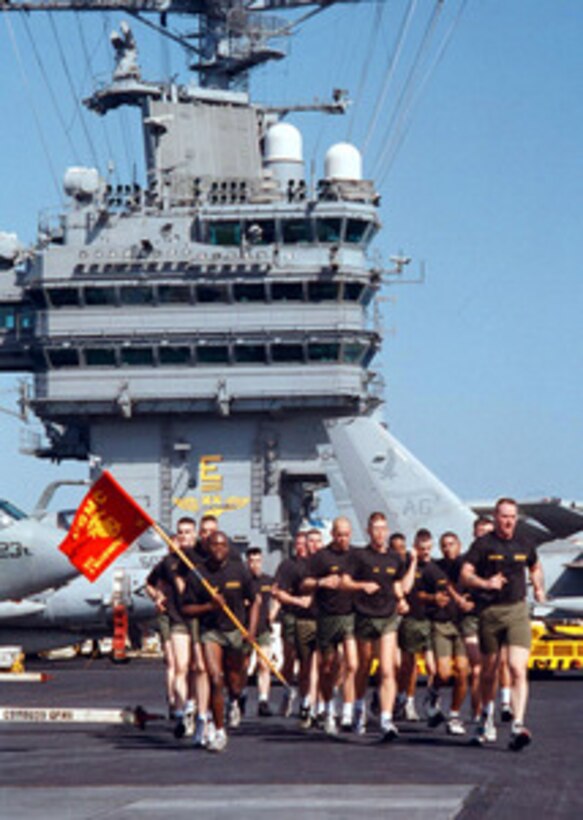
[{"xmin": 59, "ymin": 471, "xmax": 154, "ymax": 581}]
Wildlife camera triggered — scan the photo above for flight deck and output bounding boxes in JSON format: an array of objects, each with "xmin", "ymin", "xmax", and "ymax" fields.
[{"xmin": 0, "ymin": 657, "xmax": 580, "ymax": 819}]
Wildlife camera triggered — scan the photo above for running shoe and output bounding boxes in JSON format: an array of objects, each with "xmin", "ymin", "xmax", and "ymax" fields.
[
  {"xmin": 280, "ymin": 689, "xmax": 296, "ymax": 718},
  {"xmin": 227, "ymin": 699, "xmax": 241, "ymax": 729},
  {"xmin": 353, "ymin": 708, "xmax": 367, "ymax": 737},
  {"xmin": 193, "ymin": 716, "xmax": 207, "ymax": 748},
  {"xmin": 380, "ymin": 720, "xmax": 399, "ymax": 742},
  {"xmin": 446, "ymin": 716, "xmax": 466, "ymax": 736},
  {"xmin": 183, "ymin": 709, "xmax": 195, "ymax": 737},
  {"xmin": 404, "ymin": 700, "xmax": 420, "ymax": 722},
  {"xmin": 257, "ymin": 701, "xmax": 273, "ymax": 718},
  {"xmin": 426, "ymin": 704, "xmax": 446, "ymax": 729},
  {"xmin": 173, "ymin": 716, "xmax": 186, "ymax": 739},
  {"xmin": 324, "ymin": 713, "xmax": 338, "ymax": 736},
  {"xmin": 299, "ymin": 705, "xmax": 312, "ymax": 729},
  {"xmin": 508, "ymin": 724, "xmax": 532, "ymax": 752},
  {"xmin": 471, "ymin": 720, "xmax": 497, "ymax": 746},
  {"xmin": 501, "ymin": 704, "xmax": 514, "ymax": 723},
  {"xmin": 340, "ymin": 714, "xmax": 353, "ymax": 733},
  {"xmin": 207, "ymin": 728, "xmax": 228, "ymax": 753}
]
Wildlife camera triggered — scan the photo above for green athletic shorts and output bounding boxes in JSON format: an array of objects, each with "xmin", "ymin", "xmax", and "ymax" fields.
[
  {"xmin": 432, "ymin": 620, "xmax": 467, "ymax": 659},
  {"xmin": 281, "ymin": 612, "xmax": 297, "ymax": 644},
  {"xmin": 157, "ymin": 613, "xmax": 171, "ymax": 644},
  {"xmin": 317, "ymin": 613, "xmax": 355, "ymax": 652},
  {"xmin": 459, "ymin": 614, "xmax": 479, "ymax": 639},
  {"xmin": 185, "ymin": 616, "xmax": 200, "ymax": 644},
  {"xmin": 479, "ymin": 601, "xmax": 531, "ymax": 655},
  {"xmin": 295, "ymin": 617, "xmax": 317, "ymax": 662},
  {"xmin": 201, "ymin": 628, "xmax": 247, "ymax": 653},
  {"xmin": 169, "ymin": 620, "xmax": 189, "ymax": 637},
  {"xmin": 256, "ymin": 629, "xmax": 271, "ymax": 649},
  {"xmin": 355, "ymin": 612, "xmax": 400, "ymax": 641},
  {"xmin": 398, "ymin": 617, "xmax": 432, "ymax": 654}
]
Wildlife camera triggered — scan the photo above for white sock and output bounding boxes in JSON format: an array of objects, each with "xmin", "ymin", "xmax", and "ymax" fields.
[
  {"xmin": 342, "ymin": 702, "xmax": 354, "ymax": 722},
  {"xmin": 301, "ymin": 695, "xmax": 311, "ymax": 709},
  {"xmin": 500, "ymin": 687, "xmax": 511, "ymax": 707},
  {"xmin": 325, "ymin": 700, "xmax": 336, "ymax": 717},
  {"xmin": 380, "ymin": 710, "xmax": 393, "ymax": 727}
]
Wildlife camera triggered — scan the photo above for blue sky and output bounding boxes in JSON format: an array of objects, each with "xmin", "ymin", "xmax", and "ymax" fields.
[{"xmin": 0, "ymin": 0, "xmax": 581, "ymax": 514}]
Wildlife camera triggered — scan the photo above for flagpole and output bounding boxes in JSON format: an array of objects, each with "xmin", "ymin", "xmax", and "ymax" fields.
[{"xmin": 150, "ymin": 522, "xmax": 290, "ymax": 691}]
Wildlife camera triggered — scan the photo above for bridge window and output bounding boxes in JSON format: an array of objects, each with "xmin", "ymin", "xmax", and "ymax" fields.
[
  {"xmin": 208, "ymin": 221, "xmax": 241, "ymax": 246},
  {"xmin": 233, "ymin": 283, "xmax": 265, "ymax": 302},
  {"xmin": 343, "ymin": 282, "xmax": 364, "ymax": 301},
  {"xmin": 48, "ymin": 348, "xmax": 79, "ymax": 368},
  {"xmin": 0, "ymin": 307, "xmax": 16, "ymax": 330},
  {"xmin": 159, "ymin": 346, "xmax": 191, "ymax": 365},
  {"xmin": 271, "ymin": 282, "xmax": 303, "ymax": 301},
  {"xmin": 282, "ymin": 219, "xmax": 312, "ymax": 244},
  {"xmin": 85, "ymin": 287, "xmax": 118, "ymax": 306},
  {"xmin": 158, "ymin": 285, "xmax": 191, "ymax": 304},
  {"xmin": 272, "ymin": 344, "xmax": 304, "ymax": 363},
  {"xmin": 234, "ymin": 344, "xmax": 266, "ymax": 364},
  {"xmin": 245, "ymin": 220, "xmax": 276, "ymax": 245},
  {"xmin": 308, "ymin": 281, "xmax": 339, "ymax": 302},
  {"xmin": 345, "ymin": 219, "xmax": 369, "ymax": 244},
  {"xmin": 120, "ymin": 286, "xmax": 153, "ymax": 305},
  {"xmin": 316, "ymin": 218, "xmax": 342, "ymax": 244},
  {"xmin": 121, "ymin": 347, "xmax": 154, "ymax": 366},
  {"xmin": 86, "ymin": 348, "xmax": 116, "ymax": 366},
  {"xmin": 342, "ymin": 342, "xmax": 366, "ymax": 364},
  {"xmin": 47, "ymin": 288, "xmax": 80, "ymax": 307},
  {"xmin": 197, "ymin": 285, "xmax": 228, "ymax": 303},
  {"xmin": 307, "ymin": 342, "xmax": 340, "ymax": 362},
  {"xmin": 197, "ymin": 345, "xmax": 229, "ymax": 364}
]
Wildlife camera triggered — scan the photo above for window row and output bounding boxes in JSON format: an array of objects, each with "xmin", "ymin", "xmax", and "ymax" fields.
[
  {"xmin": 37, "ymin": 280, "xmax": 368, "ymax": 308},
  {"xmin": 0, "ymin": 305, "xmax": 34, "ymax": 333},
  {"xmin": 43, "ymin": 339, "xmax": 376, "ymax": 369},
  {"xmin": 204, "ymin": 216, "xmax": 377, "ymax": 248}
]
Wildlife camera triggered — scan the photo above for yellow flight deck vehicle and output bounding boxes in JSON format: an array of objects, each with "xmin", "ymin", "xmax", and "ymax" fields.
[{"xmin": 528, "ymin": 620, "xmax": 583, "ymax": 673}]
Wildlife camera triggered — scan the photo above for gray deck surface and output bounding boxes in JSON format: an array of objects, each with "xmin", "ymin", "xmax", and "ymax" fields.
[{"xmin": 0, "ymin": 658, "xmax": 580, "ymax": 819}]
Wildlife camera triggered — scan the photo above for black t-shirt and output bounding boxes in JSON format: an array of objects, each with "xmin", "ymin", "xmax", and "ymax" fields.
[
  {"xmin": 146, "ymin": 552, "xmax": 186, "ymax": 625},
  {"xmin": 405, "ymin": 558, "xmax": 435, "ymax": 620},
  {"xmin": 252, "ymin": 572, "xmax": 274, "ymax": 634},
  {"xmin": 292, "ymin": 559, "xmax": 318, "ymax": 620},
  {"xmin": 423, "ymin": 560, "xmax": 457, "ymax": 623},
  {"xmin": 183, "ymin": 559, "xmax": 257, "ymax": 632},
  {"xmin": 306, "ymin": 545, "xmax": 358, "ymax": 616},
  {"xmin": 350, "ymin": 546, "xmax": 405, "ymax": 618},
  {"xmin": 274, "ymin": 556, "xmax": 305, "ymax": 616},
  {"xmin": 464, "ymin": 531, "xmax": 538, "ymax": 606}
]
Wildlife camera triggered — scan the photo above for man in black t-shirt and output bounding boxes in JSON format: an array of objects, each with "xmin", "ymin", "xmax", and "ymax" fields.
[
  {"xmin": 146, "ymin": 516, "xmax": 198, "ymax": 737},
  {"xmin": 272, "ymin": 531, "xmax": 309, "ymax": 716},
  {"xmin": 301, "ymin": 516, "xmax": 358, "ymax": 734},
  {"xmin": 182, "ymin": 531, "xmax": 260, "ymax": 753},
  {"xmin": 246, "ymin": 547, "xmax": 275, "ymax": 717},
  {"xmin": 462, "ymin": 498, "xmax": 545, "ymax": 750},
  {"xmin": 395, "ymin": 529, "xmax": 436, "ymax": 722},
  {"xmin": 424, "ymin": 531, "xmax": 472, "ymax": 735},
  {"xmin": 343, "ymin": 512, "xmax": 407, "ymax": 741}
]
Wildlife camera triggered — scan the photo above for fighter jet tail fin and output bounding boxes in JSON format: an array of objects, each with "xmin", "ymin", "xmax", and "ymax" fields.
[{"xmin": 323, "ymin": 416, "xmax": 475, "ymax": 546}]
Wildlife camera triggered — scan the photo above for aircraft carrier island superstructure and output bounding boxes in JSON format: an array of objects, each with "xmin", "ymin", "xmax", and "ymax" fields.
[{"xmin": 0, "ymin": 1, "xmax": 476, "ymax": 558}]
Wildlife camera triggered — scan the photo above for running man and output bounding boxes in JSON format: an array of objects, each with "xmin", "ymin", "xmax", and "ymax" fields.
[
  {"xmin": 182, "ymin": 531, "xmax": 260, "ymax": 752},
  {"xmin": 301, "ymin": 516, "xmax": 358, "ymax": 734},
  {"xmin": 346, "ymin": 512, "xmax": 408, "ymax": 741},
  {"xmin": 461, "ymin": 498, "xmax": 545, "ymax": 750},
  {"xmin": 246, "ymin": 547, "xmax": 275, "ymax": 717}
]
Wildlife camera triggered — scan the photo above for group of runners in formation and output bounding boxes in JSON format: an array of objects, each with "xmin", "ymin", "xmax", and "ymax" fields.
[{"xmin": 146, "ymin": 498, "xmax": 545, "ymax": 753}]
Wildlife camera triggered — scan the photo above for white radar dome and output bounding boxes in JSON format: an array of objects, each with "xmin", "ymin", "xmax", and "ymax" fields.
[
  {"xmin": 264, "ymin": 122, "xmax": 303, "ymax": 164},
  {"xmin": 63, "ymin": 166, "xmax": 100, "ymax": 199},
  {"xmin": 324, "ymin": 142, "xmax": 362, "ymax": 181},
  {"xmin": 0, "ymin": 232, "xmax": 22, "ymax": 264}
]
